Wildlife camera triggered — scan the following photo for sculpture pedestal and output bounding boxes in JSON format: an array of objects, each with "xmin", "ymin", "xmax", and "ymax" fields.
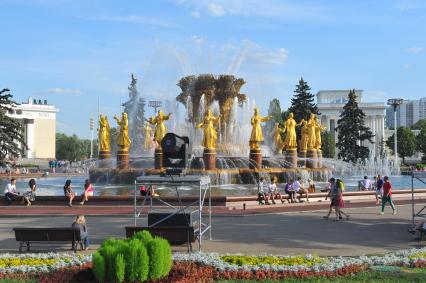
[
  {"xmin": 298, "ymin": 150, "xmax": 307, "ymax": 168},
  {"xmin": 98, "ymin": 150, "xmax": 112, "ymax": 168},
  {"xmin": 116, "ymin": 149, "xmax": 129, "ymax": 170},
  {"xmin": 317, "ymin": 149, "xmax": 323, "ymax": 168},
  {"xmin": 306, "ymin": 149, "xmax": 318, "ymax": 169},
  {"xmin": 285, "ymin": 148, "xmax": 298, "ymax": 168},
  {"xmin": 203, "ymin": 148, "xmax": 216, "ymax": 170},
  {"xmin": 249, "ymin": 149, "xmax": 262, "ymax": 169},
  {"xmin": 155, "ymin": 148, "xmax": 163, "ymax": 169}
]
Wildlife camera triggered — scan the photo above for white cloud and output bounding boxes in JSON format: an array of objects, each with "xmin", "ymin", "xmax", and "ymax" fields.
[
  {"xmin": 190, "ymin": 10, "xmax": 200, "ymax": 18},
  {"xmin": 404, "ymin": 63, "xmax": 411, "ymax": 69},
  {"xmin": 176, "ymin": 0, "xmax": 326, "ymax": 21},
  {"xmin": 395, "ymin": 0, "xmax": 426, "ymax": 11},
  {"xmin": 191, "ymin": 35, "xmax": 206, "ymax": 46},
  {"xmin": 207, "ymin": 3, "xmax": 225, "ymax": 16},
  {"xmin": 83, "ymin": 15, "xmax": 175, "ymax": 28},
  {"xmin": 47, "ymin": 88, "xmax": 83, "ymax": 96},
  {"xmin": 407, "ymin": 46, "xmax": 424, "ymax": 54}
]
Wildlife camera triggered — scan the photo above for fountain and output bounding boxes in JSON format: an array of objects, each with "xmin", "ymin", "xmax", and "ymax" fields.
[{"xmin": 89, "ymin": 74, "xmax": 335, "ymax": 185}]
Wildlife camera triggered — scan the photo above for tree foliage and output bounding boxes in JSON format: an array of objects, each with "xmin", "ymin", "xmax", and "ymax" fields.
[
  {"xmin": 386, "ymin": 127, "xmax": 417, "ymax": 164},
  {"xmin": 321, "ymin": 131, "xmax": 335, "ymax": 158},
  {"xmin": 288, "ymin": 77, "xmax": 319, "ymax": 123},
  {"xmin": 265, "ymin": 98, "xmax": 283, "ymax": 145},
  {"xmin": 56, "ymin": 133, "xmax": 96, "ymax": 161},
  {"xmin": 416, "ymin": 127, "xmax": 426, "ymax": 161},
  {"xmin": 0, "ymin": 89, "xmax": 26, "ymax": 161},
  {"xmin": 336, "ymin": 89, "xmax": 374, "ymax": 163},
  {"xmin": 411, "ymin": 119, "xmax": 426, "ymax": 130}
]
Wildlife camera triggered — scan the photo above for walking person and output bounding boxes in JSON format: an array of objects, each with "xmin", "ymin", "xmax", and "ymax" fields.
[
  {"xmin": 72, "ymin": 215, "xmax": 90, "ymax": 250},
  {"xmin": 23, "ymin": 179, "xmax": 37, "ymax": 206},
  {"xmin": 64, "ymin": 180, "xmax": 76, "ymax": 207},
  {"xmin": 324, "ymin": 178, "xmax": 338, "ymax": 220},
  {"xmin": 375, "ymin": 175, "xmax": 384, "ymax": 205},
  {"xmin": 380, "ymin": 176, "xmax": 396, "ymax": 215},
  {"xmin": 80, "ymin": 179, "xmax": 94, "ymax": 205},
  {"xmin": 335, "ymin": 179, "xmax": 350, "ymax": 220},
  {"xmin": 284, "ymin": 179, "xmax": 296, "ymax": 203}
]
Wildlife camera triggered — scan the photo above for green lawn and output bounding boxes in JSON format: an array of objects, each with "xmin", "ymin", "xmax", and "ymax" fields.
[{"xmin": 218, "ymin": 268, "xmax": 426, "ymax": 283}]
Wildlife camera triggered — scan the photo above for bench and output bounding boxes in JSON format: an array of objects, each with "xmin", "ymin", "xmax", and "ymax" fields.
[
  {"xmin": 125, "ymin": 226, "xmax": 195, "ymax": 252},
  {"xmin": 13, "ymin": 227, "xmax": 83, "ymax": 252}
]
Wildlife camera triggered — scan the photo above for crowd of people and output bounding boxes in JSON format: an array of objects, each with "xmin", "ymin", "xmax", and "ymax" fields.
[
  {"xmin": 3, "ymin": 178, "xmax": 94, "ymax": 207},
  {"xmin": 258, "ymin": 176, "xmax": 310, "ymax": 205}
]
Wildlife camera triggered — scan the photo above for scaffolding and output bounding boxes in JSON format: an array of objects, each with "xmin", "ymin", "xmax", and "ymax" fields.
[
  {"xmin": 411, "ymin": 171, "xmax": 426, "ymax": 225},
  {"xmin": 133, "ymin": 175, "xmax": 212, "ymax": 251}
]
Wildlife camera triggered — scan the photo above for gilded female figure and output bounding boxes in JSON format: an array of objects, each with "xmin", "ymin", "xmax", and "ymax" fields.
[
  {"xmin": 143, "ymin": 122, "xmax": 154, "ymax": 150},
  {"xmin": 306, "ymin": 113, "xmax": 317, "ymax": 150},
  {"xmin": 114, "ymin": 112, "xmax": 131, "ymax": 151},
  {"xmin": 249, "ymin": 108, "xmax": 271, "ymax": 150},
  {"xmin": 296, "ymin": 119, "xmax": 309, "ymax": 151},
  {"xmin": 196, "ymin": 109, "xmax": 220, "ymax": 150},
  {"xmin": 98, "ymin": 115, "xmax": 110, "ymax": 152},
  {"xmin": 272, "ymin": 123, "xmax": 284, "ymax": 153},
  {"xmin": 282, "ymin": 112, "xmax": 298, "ymax": 150},
  {"xmin": 148, "ymin": 110, "xmax": 172, "ymax": 145},
  {"xmin": 314, "ymin": 116, "xmax": 327, "ymax": 150}
]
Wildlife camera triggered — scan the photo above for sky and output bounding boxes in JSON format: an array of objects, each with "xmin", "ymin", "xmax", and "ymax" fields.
[{"xmin": 0, "ymin": 0, "xmax": 425, "ymax": 138}]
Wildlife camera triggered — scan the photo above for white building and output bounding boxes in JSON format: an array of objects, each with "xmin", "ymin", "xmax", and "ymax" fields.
[
  {"xmin": 7, "ymin": 98, "xmax": 58, "ymax": 159},
  {"xmin": 316, "ymin": 90, "xmax": 386, "ymax": 158},
  {"xmin": 386, "ymin": 98, "xmax": 426, "ymax": 128}
]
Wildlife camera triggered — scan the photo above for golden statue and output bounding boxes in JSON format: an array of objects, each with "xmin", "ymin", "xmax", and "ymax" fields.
[
  {"xmin": 306, "ymin": 113, "xmax": 317, "ymax": 150},
  {"xmin": 297, "ymin": 119, "xmax": 309, "ymax": 151},
  {"xmin": 196, "ymin": 109, "xmax": 220, "ymax": 150},
  {"xmin": 143, "ymin": 122, "xmax": 154, "ymax": 150},
  {"xmin": 249, "ymin": 108, "xmax": 271, "ymax": 150},
  {"xmin": 272, "ymin": 123, "xmax": 284, "ymax": 153},
  {"xmin": 282, "ymin": 112, "xmax": 298, "ymax": 150},
  {"xmin": 98, "ymin": 115, "xmax": 111, "ymax": 152},
  {"xmin": 314, "ymin": 116, "xmax": 327, "ymax": 150},
  {"xmin": 114, "ymin": 112, "xmax": 131, "ymax": 151},
  {"xmin": 148, "ymin": 110, "xmax": 172, "ymax": 146}
]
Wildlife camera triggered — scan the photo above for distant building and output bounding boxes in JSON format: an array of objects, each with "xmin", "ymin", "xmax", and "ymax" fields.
[
  {"xmin": 386, "ymin": 98, "xmax": 426, "ymax": 128},
  {"xmin": 7, "ymin": 98, "xmax": 58, "ymax": 159},
  {"xmin": 316, "ymin": 90, "xmax": 386, "ymax": 159}
]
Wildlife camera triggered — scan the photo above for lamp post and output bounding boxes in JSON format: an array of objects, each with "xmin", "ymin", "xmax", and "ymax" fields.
[
  {"xmin": 89, "ymin": 116, "xmax": 94, "ymax": 159},
  {"xmin": 148, "ymin": 100, "xmax": 162, "ymax": 114},
  {"xmin": 387, "ymin": 98, "xmax": 403, "ymax": 166}
]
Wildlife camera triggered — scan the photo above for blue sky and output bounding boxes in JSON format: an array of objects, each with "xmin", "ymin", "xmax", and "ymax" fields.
[{"xmin": 1, "ymin": 0, "xmax": 425, "ymax": 138}]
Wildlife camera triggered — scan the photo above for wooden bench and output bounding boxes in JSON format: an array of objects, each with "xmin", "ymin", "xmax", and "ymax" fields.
[
  {"xmin": 125, "ymin": 226, "xmax": 195, "ymax": 252},
  {"xmin": 13, "ymin": 227, "xmax": 83, "ymax": 252}
]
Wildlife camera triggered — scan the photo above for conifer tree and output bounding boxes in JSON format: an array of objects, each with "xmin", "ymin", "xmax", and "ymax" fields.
[
  {"xmin": 122, "ymin": 74, "xmax": 146, "ymax": 155},
  {"xmin": 0, "ymin": 89, "xmax": 26, "ymax": 161},
  {"xmin": 288, "ymin": 77, "xmax": 319, "ymax": 122},
  {"xmin": 336, "ymin": 89, "xmax": 374, "ymax": 163}
]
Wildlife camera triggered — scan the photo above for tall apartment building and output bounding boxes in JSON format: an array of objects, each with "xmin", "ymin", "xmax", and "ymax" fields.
[{"xmin": 386, "ymin": 98, "xmax": 426, "ymax": 128}]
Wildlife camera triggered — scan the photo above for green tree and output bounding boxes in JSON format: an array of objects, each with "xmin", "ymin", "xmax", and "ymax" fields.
[
  {"xmin": 412, "ymin": 119, "xmax": 426, "ymax": 130},
  {"xmin": 336, "ymin": 89, "xmax": 374, "ymax": 163},
  {"xmin": 288, "ymin": 77, "xmax": 319, "ymax": 123},
  {"xmin": 386, "ymin": 127, "xmax": 417, "ymax": 164},
  {"xmin": 0, "ymin": 89, "xmax": 26, "ymax": 161},
  {"xmin": 416, "ymin": 127, "xmax": 426, "ymax": 162},
  {"xmin": 321, "ymin": 131, "xmax": 335, "ymax": 158},
  {"xmin": 56, "ymin": 133, "xmax": 95, "ymax": 161}
]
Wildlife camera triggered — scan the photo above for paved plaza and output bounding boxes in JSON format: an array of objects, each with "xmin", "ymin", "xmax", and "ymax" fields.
[{"xmin": 0, "ymin": 204, "xmax": 423, "ymax": 256}]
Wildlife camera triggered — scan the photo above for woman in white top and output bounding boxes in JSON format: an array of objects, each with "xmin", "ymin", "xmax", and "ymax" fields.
[
  {"xmin": 293, "ymin": 176, "xmax": 309, "ymax": 202},
  {"xmin": 268, "ymin": 177, "xmax": 284, "ymax": 204}
]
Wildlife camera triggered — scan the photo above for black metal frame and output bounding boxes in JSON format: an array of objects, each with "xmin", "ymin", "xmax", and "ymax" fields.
[{"xmin": 411, "ymin": 171, "xmax": 426, "ymax": 225}]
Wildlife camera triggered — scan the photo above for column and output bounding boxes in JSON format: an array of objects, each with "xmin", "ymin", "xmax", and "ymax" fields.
[{"xmin": 26, "ymin": 119, "xmax": 35, "ymax": 158}]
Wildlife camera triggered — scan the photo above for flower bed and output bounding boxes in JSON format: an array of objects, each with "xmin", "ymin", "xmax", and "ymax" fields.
[{"xmin": 0, "ymin": 253, "xmax": 91, "ymax": 274}]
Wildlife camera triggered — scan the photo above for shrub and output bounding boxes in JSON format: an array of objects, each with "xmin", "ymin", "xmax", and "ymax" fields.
[
  {"xmin": 125, "ymin": 238, "xmax": 149, "ymax": 282},
  {"xmin": 114, "ymin": 254, "xmax": 125, "ymax": 283},
  {"xmin": 92, "ymin": 251, "xmax": 106, "ymax": 283},
  {"xmin": 147, "ymin": 237, "xmax": 172, "ymax": 280},
  {"xmin": 133, "ymin": 230, "xmax": 153, "ymax": 244},
  {"xmin": 101, "ymin": 245, "xmax": 117, "ymax": 283}
]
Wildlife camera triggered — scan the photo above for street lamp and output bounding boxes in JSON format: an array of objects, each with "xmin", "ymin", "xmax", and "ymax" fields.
[
  {"xmin": 387, "ymin": 98, "xmax": 404, "ymax": 165},
  {"xmin": 148, "ymin": 100, "xmax": 163, "ymax": 114}
]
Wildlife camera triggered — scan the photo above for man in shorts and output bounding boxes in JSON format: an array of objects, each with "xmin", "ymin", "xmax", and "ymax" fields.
[{"xmin": 293, "ymin": 176, "xmax": 309, "ymax": 202}]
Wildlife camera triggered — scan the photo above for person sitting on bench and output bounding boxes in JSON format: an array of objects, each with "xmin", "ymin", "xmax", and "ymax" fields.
[
  {"xmin": 268, "ymin": 177, "xmax": 284, "ymax": 204},
  {"xmin": 4, "ymin": 178, "xmax": 30, "ymax": 206},
  {"xmin": 293, "ymin": 176, "xmax": 309, "ymax": 202},
  {"xmin": 72, "ymin": 215, "xmax": 90, "ymax": 250},
  {"xmin": 284, "ymin": 179, "xmax": 296, "ymax": 203},
  {"xmin": 358, "ymin": 176, "xmax": 371, "ymax": 191},
  {"xmin": 257, "ymin": 177, "xmax": 271, "ymax": 205}
]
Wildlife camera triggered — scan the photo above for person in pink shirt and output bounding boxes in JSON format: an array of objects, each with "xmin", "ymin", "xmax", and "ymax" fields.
[
  {"xmin": 80, "ymin": 179, "xmax": 94, "ymax": 205},
  {"xmin": 380, "ymin": 176, "xmax": 396, "ymax": 215}
]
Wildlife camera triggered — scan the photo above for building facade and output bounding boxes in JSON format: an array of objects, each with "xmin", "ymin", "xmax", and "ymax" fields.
[
  {"xmin": 386, "ymin": 98, "xmax": 426, "ymax": 128},
  {"xmin": 316, "ymin": 90, "xmax": 386, "ymax": 158},
  {"xmin": 7, "ymin": 98, "xmax": 58, "ymax": 159}
]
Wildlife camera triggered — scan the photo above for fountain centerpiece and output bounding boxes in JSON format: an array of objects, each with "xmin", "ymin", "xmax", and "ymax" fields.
[{"xmin": 176, "ymin": 74, "xmax": 246, "ymax": 146}]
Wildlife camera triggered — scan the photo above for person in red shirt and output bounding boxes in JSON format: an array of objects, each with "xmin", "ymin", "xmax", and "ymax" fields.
[{"xmin": 380, "ymin": 176, "xmax": 396, "ymax": 215}]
